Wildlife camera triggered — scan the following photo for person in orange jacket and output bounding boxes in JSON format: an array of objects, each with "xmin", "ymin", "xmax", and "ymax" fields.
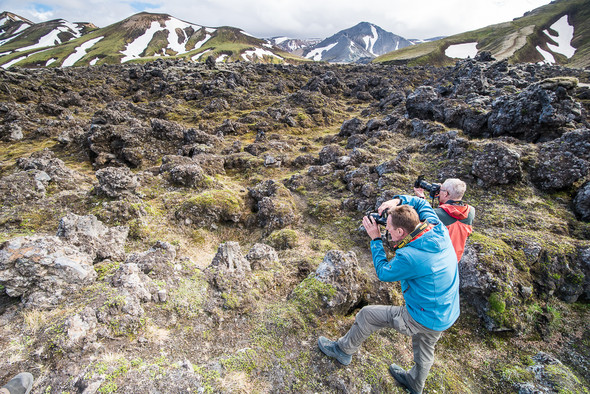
[{"xmin": 415, "ymin": 178, "xmax": 474, "ymax": 262}]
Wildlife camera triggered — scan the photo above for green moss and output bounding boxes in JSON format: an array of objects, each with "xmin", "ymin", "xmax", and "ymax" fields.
[
  {"xmin": 164, "ymin": 272, "xmax": 208, "ymax": 318},
  {"xmin": 193, "ymin": 366, "xmax": 221, "ymax": 394},
  {"xmin": 498, "ymin": 364, "xmax": 535, "ymax": 384},
  {"xmin": 469, "ymin": 232, "xmax": 528, "ymax": 270},
  {"xmin": 179, "ymin": 189, "xmax": 244, "ymax": 224},
  {"xmin": 220, "ymin": 348, "xmax": 258, "ymax": 374},
  {"xmin": 544, "ymin": 363, "xmax": 588, "ymax": 393},
  {"xmin": 310, "ymin": 239, "xmax": 337, "ymax": 252},
  {"xmin": 221, "ymin": 291, "xmax": 240, "ymax": 310},
  {"xmin": 307, "ymin": 197, "xmax": 340, "ymax": 223},
  {"xmin": 94, "ymin": 260, "xmax": 121, "ymax": 281},
  {"xmin": 289, "ymin": 277, "xmax": 336, "ymax": 317},
  {"xmin": 266, "ymin": 229, "xmax": 298, "ymax": 250},
  {"xmin": 489, "ymin": 292, "xmax": 507, "ymax": 314}
]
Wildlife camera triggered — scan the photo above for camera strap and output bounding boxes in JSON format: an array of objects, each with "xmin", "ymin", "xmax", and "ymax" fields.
[{"xmin": 393, "ymin": 221, "xmax": 430, "ymax": 251}]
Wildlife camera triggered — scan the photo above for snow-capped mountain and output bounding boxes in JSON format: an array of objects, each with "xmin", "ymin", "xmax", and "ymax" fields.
[
  {"xmin": 303, "ymin": 22, "xmax": 413, "ymax": 63},
  {"xmin": 0, "ymin": 12, "xmax": 34, "ymax": 41},
  {"xmin": 374, "ymin": 0, "xmax": 589, "ymax": 68},
  {"xmin": 0, "ymin": 12, "xmax": 303, "ymax": 68},
  {"xmin": 0, "ymin": 12, "xmax": 95, "ymax": 54},
  {"xmin": 267, "ymin": 36, "xmax": 322, "ymax": 56}
]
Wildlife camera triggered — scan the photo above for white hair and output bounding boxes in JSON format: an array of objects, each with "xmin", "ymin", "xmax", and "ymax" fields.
[{"xmin": 443, "ymin": 178, "xmax": 466, "ymax": 200}]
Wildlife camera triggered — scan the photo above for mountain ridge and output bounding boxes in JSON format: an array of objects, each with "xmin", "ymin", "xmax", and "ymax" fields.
[
  {"xmin": 303, "ymin": 21, "xmax": 415, "ymax": 63},
  {"xmin": 373, "ymin": 0, "xmax": 590, "ymax": 68},
  {"xmin": 0, "ymin": 11, "xmax": 305, "ymax": 68}
]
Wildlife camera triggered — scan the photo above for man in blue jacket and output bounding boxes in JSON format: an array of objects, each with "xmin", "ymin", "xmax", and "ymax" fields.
[{"xmin": 318, "ymin": 195, "xmax": 460, "ymax": 394}]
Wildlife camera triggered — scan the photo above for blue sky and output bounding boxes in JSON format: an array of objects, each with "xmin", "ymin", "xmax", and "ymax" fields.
[{"xmin": 2, "ymin": 0, "xmax": 552, "ymax": 39}]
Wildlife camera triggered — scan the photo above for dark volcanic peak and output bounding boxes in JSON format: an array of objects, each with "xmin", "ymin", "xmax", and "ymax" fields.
[{"xmin": 304, "ymin": 21, "xmax": 413, "ymax": 63}]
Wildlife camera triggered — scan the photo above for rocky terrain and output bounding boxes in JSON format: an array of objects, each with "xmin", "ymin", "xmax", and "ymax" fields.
[{"xmin": 0, "ymin": 55, "xmax": 589, "ymax": 393}]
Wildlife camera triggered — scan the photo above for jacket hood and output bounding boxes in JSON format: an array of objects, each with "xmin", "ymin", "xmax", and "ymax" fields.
[{"xmin": 439, "ymin": 204, "xmax": 470, "ymax": 220}]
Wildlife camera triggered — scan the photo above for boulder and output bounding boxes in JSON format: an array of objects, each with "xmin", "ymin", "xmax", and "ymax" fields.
[
  {"xmin": 0, "ymin": 170, "xmax": 50, "ymax": 205},
  {"xmin": 111, "ymin": 263, "xmax": 157, "ymax": 302},
  {"xmin": 471, "ymin": 143, "xmax": 522, "ymax": 187},
  {"xmin": 159, "ymin": 155, "xmax": 206, "ymax": 188},
  {"xmin": 249, "ymin": 180, "xmax": 296, "ymax": 230},
  {"xmin": 210, "ymin": 241, "xmax": 251, "ymax": 277},
  {"xmin": 318, "ymin": 144, "xmax": 347, "ymax": 165},
  {"xmin": 530, "ymin": 151, "xmax": 587, "ymax": 191},
  {"xmin": 0, "ymin": 236, "xmax": 97, "ymax": 309},
  {"xmin": 125, "ymin": 241, "xmax": 177, "ymax": 275},
  {"xmin": 95, "ymin": 166, "xmax": 139, "ymax": 198},
  {"xmin": 487, "ymin": 81, "xmax": 582, "ymax": 142},
  {"xmin": 406, "ymin": 86, "xmax": 443, "ymax": 120},
  {"xmin": 150, "ymin": 118, "xmax": 184, "ymax": 141},
  {"xmin": 338, "ymin": 118, "xmax": 364, "ymax": 137},
  {"xmin": 1, "ymin": 122, "xmax": 23, "ymax": 141},
  {"xmin": 56, "ymin": 213, "xmax": 129, "ymax": 262},
  {"xmin": 311, "ymin": 250, "xmax": 368, "ymax": 315},
  {"xmin": 16, "ymin": 149, "xmax": 86, "ymax": 189},
  {"xmin": 245, "ymin": 243, "xmax": 278, "ymax": 270},
  {"xmin": 63, "ymin": 306, "xmax": 98, "ymax": 349},
  {"xmin": 256, "ymin": 197, "xmax": 296, "ymax": 230},
  {"xmin": 541, "ymin": 129, "xmax": 590, "ymax": 161},
  {"xmin": 516, "ymin": 352, "xmax": 589, "ymax": 393},
  {"xmin": 573, "ymin": 182, "xmax": 590, "ymax": 222}
]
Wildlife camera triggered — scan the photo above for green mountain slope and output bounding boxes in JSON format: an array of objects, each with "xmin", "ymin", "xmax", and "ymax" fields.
[
  {"xmin": 374, "ymin": 0, "xmax": 590, "ymax": 68},
  {"xmin": 0, "ymin": 12, "xmax": 306, "ymax": 68}
]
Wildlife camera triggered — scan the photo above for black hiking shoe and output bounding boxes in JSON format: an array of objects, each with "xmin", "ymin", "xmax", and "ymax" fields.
[
  {"xmin": 317, "ymin": 336, "xmax": 352, "ymax": 365},
  {"xmin": 389, "ymin": 364, "xmax": 419, "ymax": 394},
  {"xmin": 2, "ymin": 372, "xmax": 34, "ymax": 394}
]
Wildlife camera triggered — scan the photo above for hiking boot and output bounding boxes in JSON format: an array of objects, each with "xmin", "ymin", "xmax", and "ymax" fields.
[
  {"xmin": 389, "ymin": 364, "xmax": 419, "ymax": 394},
  {"xmin": 1, "ymin": 372, "xmax": 34, "ymax": 394},
  {"xmin": 317, "ymin": 336, "xmax": 352, "ymax": 365}
]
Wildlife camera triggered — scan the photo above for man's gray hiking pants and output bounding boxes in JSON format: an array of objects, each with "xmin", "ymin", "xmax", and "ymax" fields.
[{"xmin": 337, "ymin": 305, "xmax": 443, "ymax": 393}]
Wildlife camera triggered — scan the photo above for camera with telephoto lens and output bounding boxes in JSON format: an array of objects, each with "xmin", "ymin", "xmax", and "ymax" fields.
[
  {"xmin": 368, "ymin": 212, "xmax": 388, "ymax": 226},
  {"xmin": 414, "ymin": 175, "xmax": 441, "ymax": 199}
]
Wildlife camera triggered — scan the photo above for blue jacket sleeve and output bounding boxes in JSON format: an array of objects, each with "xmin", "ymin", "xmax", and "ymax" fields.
[{"xmin": 395, "ymin": 195, "xmax": 441, "ymax": 225}]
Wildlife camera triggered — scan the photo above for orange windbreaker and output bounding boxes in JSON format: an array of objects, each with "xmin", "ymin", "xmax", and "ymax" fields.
[{"xmin": 435, "ymin": 203, "xmax": 475, "ymax": 262}]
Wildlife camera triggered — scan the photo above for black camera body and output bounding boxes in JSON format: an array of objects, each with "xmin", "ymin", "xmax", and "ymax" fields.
[
  {"xmin": 369, "ymin": 212, "xmax": 388, "ymax": 226},
  {"xmin": 414, "ymin": 175, "xmax": 441, "ymax": 199}
]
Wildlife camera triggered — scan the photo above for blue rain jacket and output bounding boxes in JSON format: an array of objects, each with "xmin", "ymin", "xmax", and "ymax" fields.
[{"xmin": 370, "ymin": 195, "xmax": 460, "ymax": 331}]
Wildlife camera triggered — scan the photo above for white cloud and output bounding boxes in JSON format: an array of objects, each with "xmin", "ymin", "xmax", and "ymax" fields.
[{"xmin": 2, "ymin": 0, "xmax": 552, "ymax": 39}]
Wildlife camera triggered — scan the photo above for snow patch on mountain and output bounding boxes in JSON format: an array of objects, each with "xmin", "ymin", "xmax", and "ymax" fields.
[
  {"xmin": 164, "ymin": 18, "xmax": 200, "ymax": 55},
  {"xmin": 537, "ymin": 46, "xmax": 556, "ymax": 63},
  {"xmin": 445, "ymin": 42, "xmax": 478, "ymax": 59},
  {"xmin": 0, "ymin": 23, "xmax": 30, "ymax": 46},
  {"xmin": 363, "ymin": 24, "xmax": 378, "ymax": 54},
  {"xmin": 545, "ymin": 15, "xmax": 576, "ymax": 58},
  {"xmin": 120, "ymin": 17, "xmax": 211, "ymax": 62},
  {"xmin": 241, "ymin": 48, "xmax": 282, "ymax": 61},
  {"xmin": 192, "ymin": 49, "xmax": 211, "ymax": 61},
  {"xmin": 1, "ymin": 54, "xmax": 26, "ymax": 68},
  {"xmin": 62, "ymin": 36, "xmax": 103, "ymax": 67},
  {"xmin": 306, "ymin": 42, "xmax": 338, "ymax": 61},
  {"xmin": 16, "ymin": 20, "xmax": 83, "ymax": 52},
  {"xmin": 121, "ymin": 21, "xmax": 161, "ymax": 62}
]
